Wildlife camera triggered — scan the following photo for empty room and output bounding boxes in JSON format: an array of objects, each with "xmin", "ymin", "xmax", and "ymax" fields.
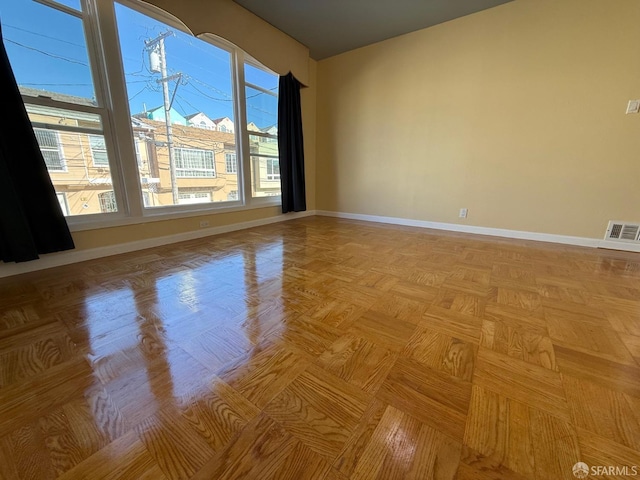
[{"xmin": 0, "ymin": 0, "xmax": 639, "ymax": 478}]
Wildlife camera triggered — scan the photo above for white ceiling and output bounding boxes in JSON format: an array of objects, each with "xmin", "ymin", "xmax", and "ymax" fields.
[{"xmin": 233, "ymin": 0, "xmax": 514, "ymax": 60}]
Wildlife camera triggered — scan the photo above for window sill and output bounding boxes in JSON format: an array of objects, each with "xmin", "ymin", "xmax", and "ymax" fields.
[{"xmin": 67, "ymin": 197, "xmax": 282, "ymax": 232}]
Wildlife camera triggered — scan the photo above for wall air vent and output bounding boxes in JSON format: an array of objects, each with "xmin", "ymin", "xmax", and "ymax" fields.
[{"xmin": 605, "ymin": 221, "xmax": 640, "ymax": 243}]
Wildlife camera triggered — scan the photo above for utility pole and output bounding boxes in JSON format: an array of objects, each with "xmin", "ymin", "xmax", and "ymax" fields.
[{"xmin": 145, "ymin": 31, "xmax": 180, "ymax": 205}]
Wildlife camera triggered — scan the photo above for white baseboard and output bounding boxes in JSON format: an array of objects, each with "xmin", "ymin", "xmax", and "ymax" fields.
[
  {"xmin": 0, "ymin": 210, "xmax": 316, "ymax": 278},
  {"xmin": 316, "ymin": 210, "xmax": 640, "ymax": 253},
  {"xmin": 3, "ymin": 209, "xmax": 636, "ymax": 278},
  {"xmin": 597, "ymin": 240, "xmax": 640, "ymax": 253}
]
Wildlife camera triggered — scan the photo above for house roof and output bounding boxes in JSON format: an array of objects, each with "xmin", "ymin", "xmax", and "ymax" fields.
[
  {"xmin": 212, "ymin": 117, "xmax": 232, "ymax": 124},
  {"xmin": 19, "ymin": 87, "xmax": 97, "ymax": 107},
  {"xmin": 131, "ymin": 117, "xmax": 155, "ymax": 130},
  {"xmin": 185, "ymin": 112, "xmax": 212, "ymax": 121}
]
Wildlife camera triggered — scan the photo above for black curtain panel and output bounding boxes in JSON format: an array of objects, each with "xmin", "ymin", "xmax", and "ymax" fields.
[
  {"xmin": 277, "ymin": 72, "xmax": 306, "ymax": 213},
  {"xmin": 0, "ymin": 24, "xmax": 75, "ymax": 263}
]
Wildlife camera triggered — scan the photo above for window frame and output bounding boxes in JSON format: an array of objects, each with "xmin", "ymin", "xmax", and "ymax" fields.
[
  {"xmin": 19, "ymin": 0, "xmax": 129, "ymax": 224},
  {"xmin": 243, "ymin": 58, "xmax": 280, "ymax": 200},
  {"xmin": 14, "ymin": 0, "xmax": 282, "ymax": 232}
]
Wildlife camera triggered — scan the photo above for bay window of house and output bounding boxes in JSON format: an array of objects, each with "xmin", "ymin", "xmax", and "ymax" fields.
[{"xmin": 3, "ymin": 0, "xmax": 281, "ymax": 228}]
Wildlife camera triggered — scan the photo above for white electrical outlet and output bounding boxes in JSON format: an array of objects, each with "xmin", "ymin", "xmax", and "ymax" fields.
[
  {"xmin": 626, "ymin": 100, "xmax": 640, "ymax": 114},
  {"xmin": 199, "ymin": 220, "xmax": 210, "ymax": 228},
  {"xmin": 459, "ymin": 208, "xmax": 468, "ymax": 218}
]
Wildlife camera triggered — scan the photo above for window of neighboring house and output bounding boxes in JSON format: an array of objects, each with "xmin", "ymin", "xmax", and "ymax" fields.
[
  {"xmin": 134, "ymin": 139, "xmax": 143, "ymax": 167},
  {"xmin": 56, "ymin": 193, "xmax": 69, "ymax": 216},
  {"xmin": 174, "ymin": 148, "xmax": 215, "ymax": 177},
  {"xmin": 89, "ymin": 135, "xmax": 109, "ymax": 167},
  {"xmin": 266, "ymin": 158, "xmax": 280, "ymax": 180},
  {"xmin": 34, "ymin": 128, "xmax": 66, "ymax": 172},
  {"xmin": 178, "ymin": 191, "xmax": 211, "ymax": 204},
  {"xmin": 227, "ymin": 190, "xmax": 238, "ymax": 201},
  {"xmin": 226, "ymin": 153, "xmax": 237, "ymax": 174},
  {"xmin": 4, "ymin": 0, "xmax": 281, "ymax": 225},
  {"xmin": 98, "ymin": 191, "xmax": 117, "ymax": 213}
]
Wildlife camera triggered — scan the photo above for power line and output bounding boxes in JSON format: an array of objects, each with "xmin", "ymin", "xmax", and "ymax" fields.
[
  {"xmin": 4, "ymin": 38, "xmax": 88, "ymax": 66},
  {"xmin": 187, "ymin": 79, "xmax": 232, "ymax": 102},
  {"xmin": 128, "ymin": 84, "xmax": 150, "ymax": 102},
  {"xmin": 3, "ymin": 24, "xmax": 85, "ymax": 48},
  {"xmin": 172, "ymin": 97, "xmax": 188, "ymax": 116},
  {"xmin": 174, "ymin": 93, "xmax": 201, "ymax": 114}
]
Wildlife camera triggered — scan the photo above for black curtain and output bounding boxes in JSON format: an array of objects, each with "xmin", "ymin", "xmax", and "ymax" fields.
[
  {"xmin": 277, "ymin": 72, "xmax": 306, "ymax": 213},
  {"xmin": 0, "ymin": 24, "xmax": 75, "ymax": 263}
]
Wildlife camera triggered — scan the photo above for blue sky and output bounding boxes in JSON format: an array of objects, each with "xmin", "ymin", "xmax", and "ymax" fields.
[{"xmin": 1, "ymin": 0, "xmax": 278, "ymax": 128}]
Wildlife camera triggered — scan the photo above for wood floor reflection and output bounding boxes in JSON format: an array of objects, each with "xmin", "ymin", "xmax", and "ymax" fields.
[{"xmin": 1, "ymin": 216, "xmax": 639, "ymax": 479}]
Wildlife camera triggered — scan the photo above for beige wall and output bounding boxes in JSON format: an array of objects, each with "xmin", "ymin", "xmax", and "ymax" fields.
[
  {"xmin": 69, "ymin": 0, "xmax": 316, "ymax": 251},
  {"xmin": 316, "ymin": 0, "xmax": 640, "ymax": 239}
]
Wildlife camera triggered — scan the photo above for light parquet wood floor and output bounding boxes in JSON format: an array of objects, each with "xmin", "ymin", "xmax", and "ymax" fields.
[{"xmin": 1, "ymin": 216, "xmax": 639, "ymax": 479}]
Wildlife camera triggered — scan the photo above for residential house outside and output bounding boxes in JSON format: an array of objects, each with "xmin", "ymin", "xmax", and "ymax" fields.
[
  {"xmin": 185, "ymin": 112, "xmax": 216, "ymax": 130},
  {"xmin": 250, "ymin": 126, "xmax": 280, "ymax": 197},
  {"xmin": 143, "ymin": 106, "xmax": 186, "ymax": 125},
  {"xmin": 139, "ymin": 118, "xmax": 240, "ymax": 205},
  {"xmin": 23, "ymin": 89, "xmax": 280, "ymax": 215},
  {"xmin": 21, "ymin": 88, "xmax": 155, "ymax": 216},
  {"xmin": 211, "ymin": 116, "xmax": 234, "ymax": 134}
]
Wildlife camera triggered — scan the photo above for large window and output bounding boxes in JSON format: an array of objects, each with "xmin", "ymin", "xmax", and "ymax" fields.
[
  {"xmin": 5, "ymin": 0, "xmax": 118, "ymax": 217},
  {"xmin": 4, "ymin": 0, "xmax": 280, "ymax": 226}
]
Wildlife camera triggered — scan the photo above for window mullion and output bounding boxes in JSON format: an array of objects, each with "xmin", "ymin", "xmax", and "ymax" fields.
[
  {"xmin": 234, "ymin": 51, "xmax": 251, "ymax": 207},
  {"xmin": 90, "ymin": 0, "xmax": 144, "ymax": 217}
]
